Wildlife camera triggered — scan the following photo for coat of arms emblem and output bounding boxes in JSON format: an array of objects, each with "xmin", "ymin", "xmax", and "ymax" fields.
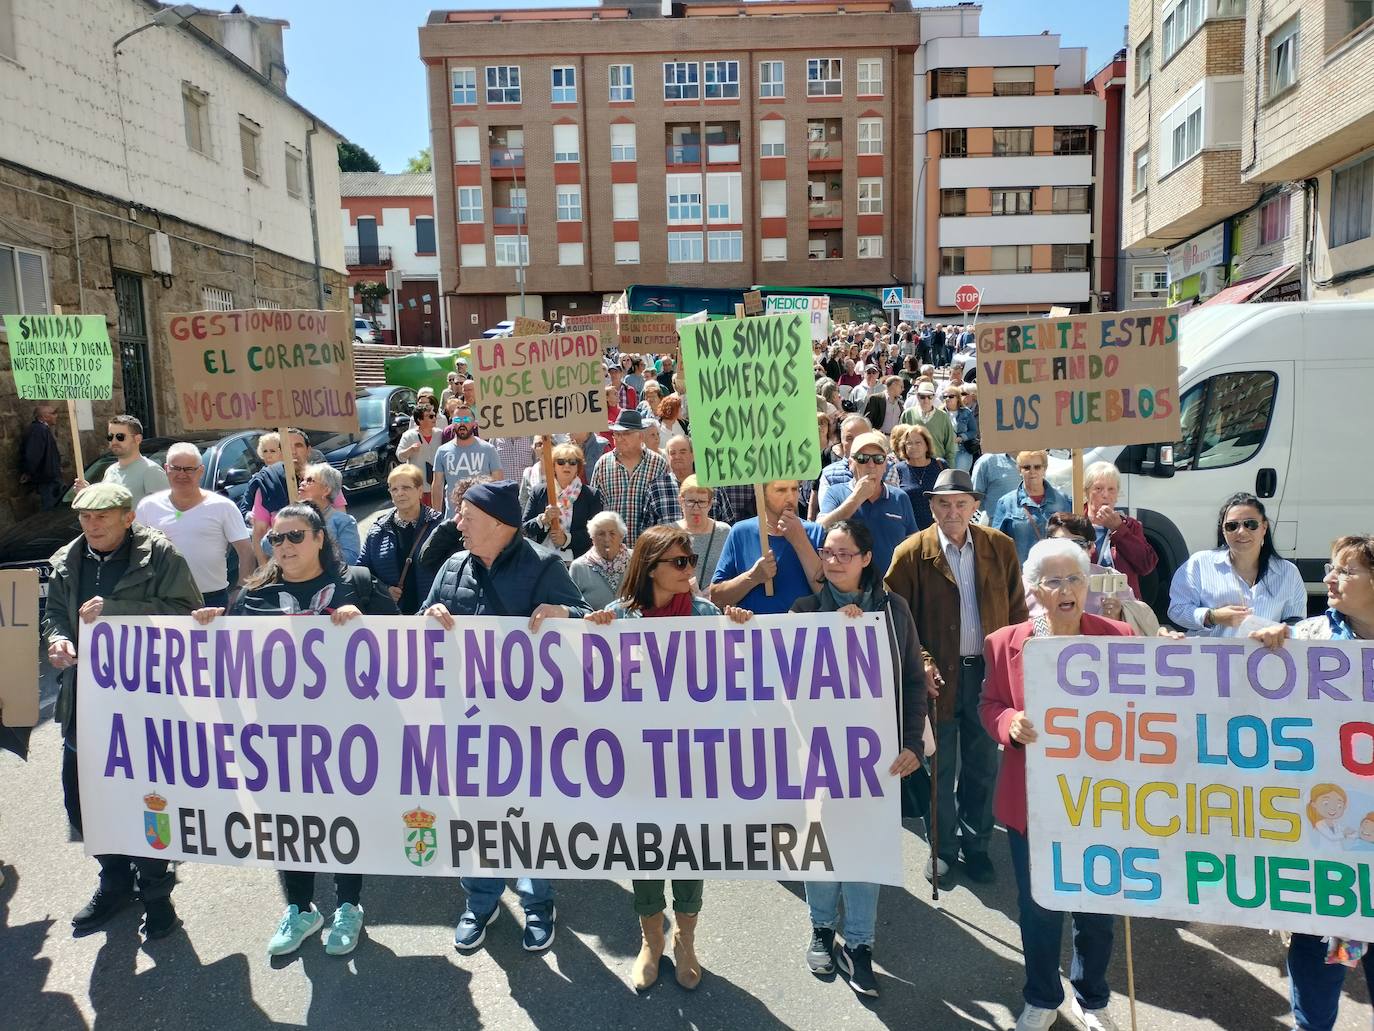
[
  {"xmin": 143, "ymin": 793, "xmax": 171, "ymax": 850},
  {"xmin": 403, "ymin": 807, "xmax": 437, "ymax": 867}
]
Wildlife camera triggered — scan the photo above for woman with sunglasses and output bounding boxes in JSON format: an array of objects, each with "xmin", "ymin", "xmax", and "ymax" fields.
[
  {"xmin": 522, "ymin": 443, "xmax": 603, "ymax": 561},
  {"xmin": 989, "ymin": 450, "xmax": 1072, "ymax": 563},
  {"xmin": 942, "ymin": 387, "xmax": 979, "ymax": 472},
  {"xmin": 584, "ymin": 525, "xmax": 753, "ymax": 992},
  {"xmin": 791, "ymin": 519, "xmax": 926, "ymax": 999},
  {"xmin": 192, "ymin": 504, "xmax": 398, "ymax": 959},
  {"xmin": 1168, "ymin": 492, "xmax": 1305, "ymax": 636}
]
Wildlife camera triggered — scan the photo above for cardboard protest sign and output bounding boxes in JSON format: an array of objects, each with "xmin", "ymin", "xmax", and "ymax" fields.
[
  {"xmin": 743, "ymin": 290, "xmax": 763, "ymax": 315},
  {"xmin": 513, "ymin": 315, "xmax": 551, "ymax": 336},
  {"xmin": 1048, "ymin": 305, "xmax": 1072, "ymax": 318},
  {"xmin": 975, "ymin": 307, "xmax": 1182, "ymax": 453},
  {"xmin": 77, "ymin": 613, "xmax": 902, "ymax": 883},
  {"xmin": 166, "ymin": 310, "xmax": 357, "ymax": 433},
  {"xmin": 832, "ymin": 306, "xmax": 851, "ymax": 326},
  {"xmin": 470, "ymin": 331, "xmax": 605, "ymax": 436},
  {"xmin": 1025, "ymin": 637, "xmax": 1374, "ymax": 939},
  {"xmin": 616, "ymin": 313, "xmax": 679, "ymax": 358},
  {"xmin": 4, "ymin": 314, "xmax": 113, "ymax": 401},
  {"xmin": 562, "ymin": 313, "xmax": 620, "ymax": 349},
  {"xmin": 765, "ymin": 294, "xmax": 830, "ymax": 344},
  {"xmin": 679, "ymin": 313, "xmax": 820, "ymax": 487},
  {"xmin": 900, "ymin": 301, "xmax": 924, "ymax": 323},
  {"xmin": 0, "ymin": 570, "xmax": 39, "ymax": 728}
]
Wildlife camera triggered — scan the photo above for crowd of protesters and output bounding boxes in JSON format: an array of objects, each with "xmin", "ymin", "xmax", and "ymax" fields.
[{"xmin": 16, "ymin": 312, "xmax": 1370, "ymax": 1030}]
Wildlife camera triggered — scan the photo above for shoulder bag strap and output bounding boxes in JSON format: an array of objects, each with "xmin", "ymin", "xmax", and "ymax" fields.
[
  {"xmin": 395, "ymin": 516, "xmax": 435, "ymax": 590},
  {"xmin": 1021, "ymin": 505, "xmax": 1044, "ymax": 540}
]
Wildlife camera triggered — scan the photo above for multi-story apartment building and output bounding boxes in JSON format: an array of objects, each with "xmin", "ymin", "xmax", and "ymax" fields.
[
  {"xmin": 0, "ymin": 0, "xmax": 346, "ymax": 528},
  {"xmin": 914, "ymin": 6, "xmax": 1110, "ymax": 316},
  {"xmin": 419, "ymin": 0, "xmax": 917, "ymax": 332},
  {"xmin": 341, "ymin": 172, "xmax": 444, "ymax": 347}
]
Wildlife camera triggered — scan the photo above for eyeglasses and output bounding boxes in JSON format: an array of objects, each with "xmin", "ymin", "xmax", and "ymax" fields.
[
  {"xmin": 1038, "ymin": 574, "xmax": 1086, "ymax": 592},
  {"xmin": 106, "ymin": 432, "xmax": 128, "ymax": 442},
  {"xmin": 655, "ymin": 554, "xmax": 698, "ymax": 571},
  {"xmin": 453, "ymin": 415, "xmax": 476, "ymax": 425},
  {"xmin": 1223, "ymin": 518, "xmax": 1262, "ymax": 533},
  {"xmin": 266, "ymin": 529, "xmax": 309, "ymax": 546},
  {"xmin": 1019, "ymin": 464, "xmax": 1045, "ymax": 471},
  {"xmin": 554, "ymin": 458, "xmax": 580, "ymax": 467},
  {"xmin": 819, "ymin": 548, "xmax": 861, "ymax": 563},
  {"xmin": 943, "ymin": 393, "xmax": 960, "ymax": 400},
  {"xmin": 852, "ymin": 452, "xmax": 886, "ymax": 465},
  {"xmin": 167, "ymin": 465, "xmax": 200, "ymax": 474},
  {"xmin": 1324, "ymin": 563, "xmax": 1365, "ymax": 580},
  {"xmin": 681, "ymin": 497, "xmax": 710, "ymax": 508}
]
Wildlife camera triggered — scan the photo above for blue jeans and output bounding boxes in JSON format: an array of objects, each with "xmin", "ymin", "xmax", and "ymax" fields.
[
  {"xmin": 1008, "ymin": 829, "xmax": 1113, "ymax": 1011},
  {"xmin": 806, "ymin": 881, "xmax": 880, "ymax": 948},
  {"xmin": 953, "ymin": 449, "xmax": 974, "ymax": 472},
  {"xmin": 932, "ymin": 657, "xmax": 998, "ymax": 863},
  {"xmin": 1288, "ymin": 932, "xmax": 1374, "ymax": 1031},
  {"xmin": 461, "ymin": 876, "xmax": 553, "ymax": 918}
]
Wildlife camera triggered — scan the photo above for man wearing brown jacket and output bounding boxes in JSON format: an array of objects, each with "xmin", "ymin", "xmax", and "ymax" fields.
[{"xmin": 885, "ymin": 468, "xmax": 1027, "ymax": 885}]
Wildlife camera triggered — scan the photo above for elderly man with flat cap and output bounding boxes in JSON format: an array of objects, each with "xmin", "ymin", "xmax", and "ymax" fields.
[
  {"xmin": 422, "ymin": 479, "xmax": 590, "ymax": 955},
  {"xmin": 885, "ymin": 468, "xmax": 1027, "ymax": 887},
  {"xmin": 43, "ymin": 483, "xmax": 202, "ymax": 941}
]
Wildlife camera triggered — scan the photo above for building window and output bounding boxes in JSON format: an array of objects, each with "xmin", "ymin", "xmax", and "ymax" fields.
[
  {"xmin": 993, "ymin": 127, "xmax": 1034, "ymax": 156},
  {"xmin": 806, "ymin": 58, "xmax": 842, "ymax": 97},
  {"xmin": 454, "ymin": 126, "xmax": 480, "ymax": 164},
  {"xmin": 1169, "ymin": 107, "xmax": 1202, "ymax": 171},
  {"xmin": 614, "ymin": 240, "xmax": 640, "ymax": 264},
  {"xmin": 494, "ymin": 236, "xmax": 529, "ymax": 267},
  {"xmin": 1133, "ymin": 268, "xmax": 1169, "ymax": 297},
  {"xmin": 1134, "ymin": 146, "xmax": 1150, "ymax": 192},
  {"xmin": 1332, "ymin": 154, "xmax": 1374, "ymax": 247},
  {"xmin": 0, "ymin": 2, "xmax": 15, "ymax": 62},
  {"xmin": 551, "ymin": 66, "xmax": 577, "ymax": 103},
  {"xmin": 558, "ymin": 242, "xmax": 584, "ymax": 266},
  {"xmin": 460, "ymin": 243, "xmax": 486, "ymax": 267},
  {"xmin": 1343, "ymin": 0, "xmax": 1374, "ymax": 37},
  {"xmin": 238, "ymin": 117, "xmax": 262, "ymax": 180},
  {"xmin": 761, "ymin": 238, "xmax": 787, "ymax": 262},
  {"xmin": 664, "ymin": 62, "xmax": 700, "ymax": 101},
  {"xmin": 760, "ymin": 119, "xmax": 785, "ymax": 157},
  {"xmin": 932, "ymin": 67, "xmax": 967, "ymax": 98},
  {"xmin": 1259, "ymin": 192, "xmax": 1291, "ymax": 244},
  {"xmin": 707, "ymin": 231, "xmax": 743, "ymax": 262},
  {"xmin": 553, "ymin": 124, "xmax": 579, "ymax": 163},
  {"xmin": 486, "ymin": 66, "xmax": 522, "ymax": 104},
  {"xmin": 759, "ymin": 60, "xmax": 784, "ymax": 98},
  {"xmin": 939, "ymin": 248, "xmax": 965, "ymax": 275},
  {"xmin": 667, "ymin": 174, "xmax": 703, "ymax": 223},
  {"xmin": 706, "ymin": 173, "xmax": 742, "ymax": 223},
  {"xmin": 761, "ymin": 180, "xmax": 786, "ymax": 218},
  {"xmin": 992, "ymin": 67, "xmax": 1035, "ymax": 96},
  {"xmin": 610, "ymin": 123, "xmax": 636, "ymax": 162},
  {"xmin": 858, "ymin": 178, "xmax": 883, "ymax": 214},
  {"xmin": 704, "ymin": 60, "xmax": 740, "ymax": 100},
  {"xmin": 942, "ymin": 128, "xmax": 968, "ymax": 158},
  {"xmin": 1054, "ymin": 126, "xmax": 1092, "ymax": 155},
  {"xmin": 0, "ymin": 244, "xmax": 50, "ymax": 314},
  {"xmin": 457, "ymin": 187, "xmax": 483, "ymax": 223},
  {"xmin": 610, "ymin": 64, "xmax": 634, "ymax": 102},
  {"xmin": 1268, "ymin": 17, "xmax": 1299, "ymax": 97},
  {"xmin": 284, "ymin": 146, "xmax": 303, "ymax": 199},
  {"xmin": 1162, "ymin": 0, "xmax": 1202, "ymax": 61},
  {"xmin": 415, "ymin": 216, "xmax": 436, "ymax": 254},
  {"xmin": 556, "ymin": 186, "xmax": 582, "ymax": 222},
  {"xmin": 1136, "ymin": 37, "xmax": 1152, "ymax": 88},
  {"xmin": 668, "ymin": 232, "xmax": 704, "ymax": 263},
  {"xmin": 451, "ymin": 67, "xmax": 476, "ymax": 105},
  {"xmin": 201, "ymin": 286, "xmax": 235, "ymax": 311},
  {"xmin": 1053, "ymin": 186, "xmax": 1091, "ymax": 213},
  {"xmin": 940, "ymin": 189, "xmax": 966, "ymax": 215},
  {"xmin": 857, "ymin": 118, "xmax": 883, "ymax": 155},
  {"xmin": 1052, "ymin": 243, "xmax": 1089, "ymax": 272},
  {"xmin": 612, "ymin": 183, "xmax": 638, "ymax": 220},
  {"xmin": 991, "ymin": 188, "xmax": 1034, "ymax": 215},
  {"xmin": 1214, "ymin": 0, "xmax": 1246, "ymax": 17},
  {"xmin": 990, "ymin": 245, "xmax": 1033, "ymax": 273},
  {"xmin": 182, "ymin": 84, "xmax": 210, "ymax": 156},
  {"xmin": 857, "ymin": 58, "xmax": 883, "ymax": 96},
  {"xmin": 857, "ymin": 235, "xmax": 882, "ymax": 259}
]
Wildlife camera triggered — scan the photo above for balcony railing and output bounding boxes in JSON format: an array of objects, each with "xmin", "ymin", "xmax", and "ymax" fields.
[
  {"xmin": 346, "ymin": 245, "xmax": 392, "ymax": 267},
  {"xmin": 666, "ymin": 144, "xmax": 701, "ymax": 164},
  {"xmin": 808, "ymin": 200, "xmax": 842, "ymax": 219},
  {"xmin": 490, "ymin": 148, "xmax": 525, "ymax": 168},
  {"xmin": 706, "ymin": 142, "xmax": 740, "ymax": 163},
  {"xmin": 493, "ymin": 206, "xmax": 527, "ymax": 226},
  {"xmin": 808, "ymin": 141, "xmax": 842, "ymax": 160}
]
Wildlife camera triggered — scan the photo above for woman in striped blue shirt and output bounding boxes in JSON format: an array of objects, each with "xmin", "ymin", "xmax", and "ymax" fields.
[{"xmin": 1167, "ymin": 492, "xmax": 1306, "ymax": 635}]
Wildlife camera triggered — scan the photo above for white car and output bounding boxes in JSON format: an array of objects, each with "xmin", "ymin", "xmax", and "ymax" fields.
[
  {"xmin": 481, "ymin": 320, "xmax": 515, "ymax": 338},
  {"xmin": 353, "ymin": 317, "xmax": 381, "ymax": 343}
]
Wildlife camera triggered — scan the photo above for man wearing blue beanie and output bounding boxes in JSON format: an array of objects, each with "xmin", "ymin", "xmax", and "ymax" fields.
[{"xmin": 422, "ymin": 478, "xmax": 590, "ymax": 954}]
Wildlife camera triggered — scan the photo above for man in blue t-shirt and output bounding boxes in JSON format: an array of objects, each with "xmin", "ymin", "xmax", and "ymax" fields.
[
  {"xmin": 818, "ymin": 431, "xmax": 918, "ymax": 577},
  {"xmin": 709, "ymin": 480, "xmax": 825, "ymax": 614}
]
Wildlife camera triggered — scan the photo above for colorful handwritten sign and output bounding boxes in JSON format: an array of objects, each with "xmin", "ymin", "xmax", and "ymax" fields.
[
  {"xmin": 562, "ymin": 313, "xmax": 620, "ymax": 350},
  {"xmin": 679, "ymin": 313, "xmax": 820, "ymax": 487},
  {"xmin": 470, "ymin": 331, "xmax": 605, "ymax": 436},
  {"xmin": 4, "ymin": 314, "xmax": 114, "ymax": 401},
  {"xmin": 513, "ymin": 316, "xmax": 551, "ymax": 336},
  {"xmin": 0, "ymin": 570, "xmax": 39, "ymax": 728},
  {"xmin": 976, "ymin": 307, "xmax": 1182, "ymax": 453},
  {"xmin": 166, "ymin": 309, "xmax": 357, "ymax": 433},
  {"xmin": 77, "ymin": 614, "xmax": 901, "ymax": 882},
  {"xmin": 765, "ymin": 295, "xmax": 830, "ymax": 344},
  {"xmin": 743, "ymin": 290, "xmax": 764, "ymax": 315},
  {"xmin": 1024, "ymin": 637, "xmax": 1374, "ymax": 940},
  {"xmin": 617, "ymin": 313, "xmax": 679, "ymax": 358}
]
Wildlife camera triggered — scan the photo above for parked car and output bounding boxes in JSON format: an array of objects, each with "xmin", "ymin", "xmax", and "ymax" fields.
[
  {"xmin": 354, "ymin": 316, "xmax": 382, "ymax": 343},
  {"xmin": 481, "ymin": 320, "xmax": 515, "ymax": 338},
  {"xmin": 310, "ymin": 385, "xmax": 416, "ymax": 495}
]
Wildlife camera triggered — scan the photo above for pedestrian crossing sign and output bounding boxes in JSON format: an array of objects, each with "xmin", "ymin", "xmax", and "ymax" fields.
[{"xmin": 882, "ymin": 287, "xmax": 904, "ymax": 309}]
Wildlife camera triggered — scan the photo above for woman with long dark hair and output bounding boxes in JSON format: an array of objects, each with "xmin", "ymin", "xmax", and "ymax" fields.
[{"xmin": 192, "ymin": 503, "xmax": 397, "ymax": 957}]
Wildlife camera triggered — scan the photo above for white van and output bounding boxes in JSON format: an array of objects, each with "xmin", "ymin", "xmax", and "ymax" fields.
[{"xmin": 1047, "ymin": 302, "xmax": 1374, "ymax": 614}]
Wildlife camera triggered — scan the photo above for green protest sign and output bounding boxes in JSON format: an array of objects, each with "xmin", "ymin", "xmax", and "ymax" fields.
[
  {"xmin": 679, "ymin": 313, "xmax": 820, "ymax": 487},
  {"xmin": 4, "ymin": 314, "xmax": 114, "ymax": 401}
]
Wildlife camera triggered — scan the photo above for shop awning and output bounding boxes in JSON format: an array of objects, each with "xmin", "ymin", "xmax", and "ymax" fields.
[{"xmin": 1198, "ymin": 264, "xmax": 1296, "ymax": 307}]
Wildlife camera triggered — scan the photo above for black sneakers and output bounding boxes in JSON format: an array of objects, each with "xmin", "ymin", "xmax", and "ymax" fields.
[
  {"xmin": 142, "ymin": 898, "xmax": 182, "ymax": 940},
  {"xmin": 805, "ymin": 926, "xmax": 836, "ymax": 974},
  {"xmin": 836, "ymin": 943, "xmax": 879, "ymax": 997},
  {"xmin": 72, "ymin": 887, "xmax": 135, "ymax": 935}
]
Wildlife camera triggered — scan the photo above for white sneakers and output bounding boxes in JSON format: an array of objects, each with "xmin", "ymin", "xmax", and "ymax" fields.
[
  {"xmin": 1070, "ymin": 999, "xmax": 1120, "ymax": 1031},
  {"xmin": 1015, "ymin": 1000, "xmax": 1119, "ymax": 1031},
  {"xmin": 923, "ymin": 856, "xmax": 951, "ymax": 882},
  {"xmin": 1015, "ymin": 1004, "xmax": 1058, "ymax": 1031}
]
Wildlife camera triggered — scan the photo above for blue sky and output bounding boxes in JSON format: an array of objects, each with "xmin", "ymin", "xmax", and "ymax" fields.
[{"xmin": 263, "ymin": 0, "xmax": 1127, "ymax": 172}]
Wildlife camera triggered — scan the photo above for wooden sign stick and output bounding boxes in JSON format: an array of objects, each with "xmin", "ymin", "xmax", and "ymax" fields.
[
  {"xmin": 753, "ymin": 482, "xmax": 774, "ymax": 597},
  {"xmin": 50, "ymin": 306, "xmax": 86, "ymax": 478},
  {"xmin": 540, "ymin": 441, "xmax": 559, "ymax": 542},
  {"xmin": 280, "ymin": 425, "xmax": 299, "ymax": 505}
]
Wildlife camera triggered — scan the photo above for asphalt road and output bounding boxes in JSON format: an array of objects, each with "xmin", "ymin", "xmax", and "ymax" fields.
[{"xmin": 2, "ymin": 488, "xmax": 1370, "ymax": 1030}]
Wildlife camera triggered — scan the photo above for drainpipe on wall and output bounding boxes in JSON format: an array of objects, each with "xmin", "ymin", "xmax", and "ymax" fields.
[{"xmin": 305, "ymin": 121, "xmax": 326, "ymax": 309}]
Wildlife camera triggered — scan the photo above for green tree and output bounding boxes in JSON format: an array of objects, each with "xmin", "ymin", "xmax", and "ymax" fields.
[
  {"xmin": 338, "ymin": 141, "xmax": 381, "ymax": 173},
  {"xmin": 405, "ymin": 147, "xmax": 432, "ymax": 174}
]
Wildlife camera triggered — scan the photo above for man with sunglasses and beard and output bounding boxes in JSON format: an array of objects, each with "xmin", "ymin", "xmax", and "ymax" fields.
[
  {"xmin": 73, "ymin": 414, "xmax": 167, "ymax": 507},
  {"xmin": 431, "ymin": 404, "xmax": 502, "ymax": 519},
  {"xmin": 818, "ymin": 431, "xmax": 917, "ymax": 578}
]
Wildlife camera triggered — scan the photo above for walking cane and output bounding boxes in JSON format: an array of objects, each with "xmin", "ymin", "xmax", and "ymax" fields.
[{"xmin": 930, "ymin": 749, "xmax": 940, "ymax": 901}]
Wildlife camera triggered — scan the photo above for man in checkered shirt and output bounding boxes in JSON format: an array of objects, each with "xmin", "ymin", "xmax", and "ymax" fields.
[{"xmin": 590, "ymin": 409, "xmax": 668, "ymax": 543}]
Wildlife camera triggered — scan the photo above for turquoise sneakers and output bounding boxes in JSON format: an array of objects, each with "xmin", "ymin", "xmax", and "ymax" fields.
[
  {"xmin": 266, "ymin": 904, "xmax": 324, "ymax": 957},
  {"xmin": 324, "ymin": 903, "xmax": 365, "ymax": 956}
]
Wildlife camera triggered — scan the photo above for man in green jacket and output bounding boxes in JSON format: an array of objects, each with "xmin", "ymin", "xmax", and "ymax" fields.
[
  {"xmin": 900, "ymin": 383, "xmax": 958, "ymax": 466},
  {"xmin": 44, "ymin": 483, "xmax": 202, "ymax": 942}
]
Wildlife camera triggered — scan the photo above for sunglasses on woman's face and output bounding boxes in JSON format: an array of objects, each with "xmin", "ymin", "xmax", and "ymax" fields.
[
  {"xmin": 106, "ymin": 432, "xmax": 128, "ymax": 442},
  {"xmin": 266, "ymin": 529, "xmax": 309, "ymax": 546},
  {"xmin": 554, "ymin": 458, "xmax": 580, "ymax": 467},
  {"xmin": 1224, "ymin": 518, "xmax": 1262, "ymax": 533},
  {"xmin": 656, "ymin": 554, "xmax": 698, "ymax": 571}
]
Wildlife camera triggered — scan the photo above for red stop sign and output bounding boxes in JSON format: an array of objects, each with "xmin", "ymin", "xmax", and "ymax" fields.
[{"xmin": 954, "ymin": 284, "xmax": 981, "ymax": 313}]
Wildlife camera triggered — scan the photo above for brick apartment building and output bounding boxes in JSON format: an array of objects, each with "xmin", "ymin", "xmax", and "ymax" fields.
[{"xmin": 419, "ymin": 0, "xmax": 917, "ymax": 334}]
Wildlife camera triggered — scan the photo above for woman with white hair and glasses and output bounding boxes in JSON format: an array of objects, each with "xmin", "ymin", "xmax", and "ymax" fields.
[
  {"xmin": 1080, "ymin": 461, "xmax": 1157, "ymax": 600},
  {"xmin": 262, "ymin": 462, "xmax": 361, "ymax": 565}
]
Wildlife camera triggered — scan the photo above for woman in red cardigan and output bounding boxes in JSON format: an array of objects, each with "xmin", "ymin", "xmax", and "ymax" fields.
[
  {"xmin": 979, "ymin": 537, "xmax": 1136, "ymax": 1031},
  {"xmin": 1082, "ymin": 461, "xmax": 1158, "ymax": 600}
]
